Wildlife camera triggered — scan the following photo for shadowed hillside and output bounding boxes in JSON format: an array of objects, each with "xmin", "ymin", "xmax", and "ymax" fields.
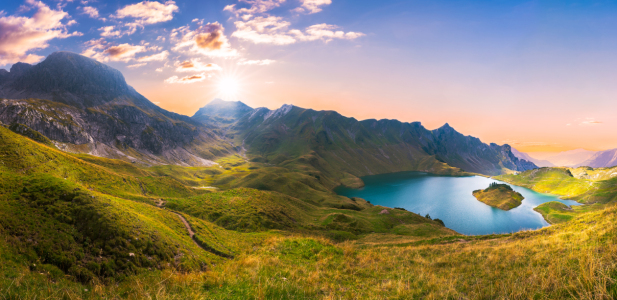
[
  {"xmin": 192, "ymin": 100, "xmax": 537, "ymax": 183},
  {"xmin": 0, "ymin": 52, "xmax": 235, "ymax": 166}
]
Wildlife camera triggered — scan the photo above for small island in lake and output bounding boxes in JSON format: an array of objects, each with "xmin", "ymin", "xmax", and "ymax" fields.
[{"xmin": 472, "ymin": 182, "xmax": 524, "ymax": 211}]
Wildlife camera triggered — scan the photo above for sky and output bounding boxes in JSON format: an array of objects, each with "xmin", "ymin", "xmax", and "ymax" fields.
[{"xmin": 1, "ymin": 0, "xmax": 617, "ymax": 153}]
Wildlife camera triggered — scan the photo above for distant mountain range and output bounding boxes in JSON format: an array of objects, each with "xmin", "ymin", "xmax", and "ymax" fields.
[
  {"xmin": 510, "ymin": 148, "xmax": 555, "ymax": 167},
  {"xmin": 0, "ymin": 51, "xmax": 537, "ymax": 180},
  {"xmin": 577, "ymin": 149, "xmax": 617, "ymax": 168},
  {"xmin": 513, "ymin": 148, "xmax": 617, "ymax": 168}
]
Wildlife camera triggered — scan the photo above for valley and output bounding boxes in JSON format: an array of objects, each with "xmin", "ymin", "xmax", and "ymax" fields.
[{"xmin": 0, "ymin": 52, "xmax": 616, "ymax": 298}]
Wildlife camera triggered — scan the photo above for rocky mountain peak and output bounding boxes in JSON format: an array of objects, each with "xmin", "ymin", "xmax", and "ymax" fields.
[
  {"xmin": 9, "ymin": 62, "xmax": 33, "ymax": 77},
  {"xmin": 0, "ymin": 51, "xmax": 133, "ymax": 108}
]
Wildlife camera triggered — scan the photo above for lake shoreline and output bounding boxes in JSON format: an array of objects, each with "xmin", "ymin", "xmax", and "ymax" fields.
[{"xmin": 335, "ymin": 171, "xmax": 581, "ymax": 235}]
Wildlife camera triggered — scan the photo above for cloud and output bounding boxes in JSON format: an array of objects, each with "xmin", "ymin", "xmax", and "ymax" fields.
[
  {"xmin": 137, "ymin": 50, "xmax": 169, "ymax": 61},
  {"xmin": 81, "ymin": 39, "xmax": 147, "ymax": 62},
  {"xmin": 99, "ymin": 25, "xmax": 125, "ymax": 37},
  {"xmin": 293, "ymin": 0, "xmax": 331, "ymax": 14},
  {"xmin": 238, "ymin": 58, "xmax": 275, "ymax": 65},
  {"xmin": 224, "ymin": 0, "xmax": 286, "ymax": 15},
  {"xmin": 127, "ymin": 62, "xmax": 146, "ymax": 68},
  {"xmin": 224, "ymin": 1, "xmax": 364, "ymax": 46},
  {"xmin": 81, "ymin": 6, "xmax": 99, "ymax": 18},
  {"xmin": 232, "ymin": 19, "xmax": 363, "ymax": 44},
  {"xmin": 579, "ymin": 118, "xmax": 602, "ymax": 126},
  {"xmin": 104, "ymin": 44, "xmax": 147, "ymax": 61},
  {"xmin": 172, "ymin": 22, "xmax": 239, "ymax": 58},
  {"xmin": 290, "ymin": 24, "xmax": 365, "ymax": 42},
  {"xmin": 232, "ymin": 16, "xmax": 296, "ymax": 45},
  {"xmin": 114, "ymin": 1, "xmax": 179, "ymax": 25},
  {"xmin": 164, "ymin": 73, "xmax": 209, "ymax": 84},
  {"xmin": 175, "ymin": 59, "xmax": 222, "ymax": 72},
  {"xmin": 0, "ymin": 0, "xmax": 81, "ymax": 65}
]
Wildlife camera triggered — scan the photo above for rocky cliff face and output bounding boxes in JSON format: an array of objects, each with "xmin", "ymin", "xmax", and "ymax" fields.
[
  {"xmin": 0, "ymin": 52, "xmax": 134, "ymax": 108},
  {"xmin": 427, "ymin": 124, "xmax": 537, "ymax": 175},
  {"xmin": 0, "ymin": 52, "xmax": 233, "ymax": 166}
]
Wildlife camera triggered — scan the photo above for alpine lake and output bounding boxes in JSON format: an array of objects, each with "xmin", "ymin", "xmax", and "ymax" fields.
[{"xmin": 335, "ymin": 172, "xmax": 581, "ymax": 235}]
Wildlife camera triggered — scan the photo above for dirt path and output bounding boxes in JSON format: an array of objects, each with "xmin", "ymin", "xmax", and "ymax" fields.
[{"xmin": 173, "ymin": 212, "xmax": 196, "ymax": 238}]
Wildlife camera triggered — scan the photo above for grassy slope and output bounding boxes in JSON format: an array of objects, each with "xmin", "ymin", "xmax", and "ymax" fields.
[
  {"xmin": 2, "ymin": 126, "xmax": 617, "ymax": 298},
  {"xmin": 497, "ymin": 167, "xmax": 617, "ymax": 227},
  {"xmin": 533, "ymin": 202, "xmax": 579, "ymax": 224},
  {"xmin": 0, "ymin": 126, "xmax": 265, "ymax": 282},
  {"xmin": 0, "ymin": 125, "xmax": 451, "ymax": 289},
  {"xmin": 570, "ymin": 166, "xmax": 617, "ymax": 181},
  {"xmin": 497, "ymin": 167, "xmax": 617, "ymax": 204},
  {"xmin": 3, "ymin": 201, "xmax": 616, "ymax": 299},
  {"xmin": 472, "ymin": 184, "xmax": 524, "ymax": 210}
]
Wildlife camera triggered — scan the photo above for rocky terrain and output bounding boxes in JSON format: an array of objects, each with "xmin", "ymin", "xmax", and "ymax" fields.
[{"xmin": 0, "ymin": 52, "xmax": 233, "ymax": 166}]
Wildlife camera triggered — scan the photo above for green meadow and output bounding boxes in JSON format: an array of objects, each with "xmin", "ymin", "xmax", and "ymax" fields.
[{"xmin": 1, "ymin": 124, "xmax": 616, "ymax": 299}]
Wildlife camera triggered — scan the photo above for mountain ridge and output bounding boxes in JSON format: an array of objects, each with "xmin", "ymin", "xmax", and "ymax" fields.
[
  {"xmin": 192, "ymin": 99, "xmax": 537, "ymax": 177},
  {"xmin": 511, "ymin": 148, "xmax": 555, "ymax": 167},
  {"xmin": 576, "ymin": 148, "xmax": 617, "ymax": 168},
  {"xmin": 0, "ymin": 51, "xmax": 536, "ymax": 177}
]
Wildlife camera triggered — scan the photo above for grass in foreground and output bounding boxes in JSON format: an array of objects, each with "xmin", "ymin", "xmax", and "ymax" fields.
[
  {"xmin": 2, "ymin": 125, "xmax": 617, "ymax": 298},
  {"xmin": 1, "ymin": 203, "xmax": 616, "ymax": 299}
]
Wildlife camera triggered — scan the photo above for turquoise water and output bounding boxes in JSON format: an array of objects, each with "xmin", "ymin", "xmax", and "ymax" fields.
[{"xmin": 334, "ymin": 172, "xmax": 582, "ymax": 235}]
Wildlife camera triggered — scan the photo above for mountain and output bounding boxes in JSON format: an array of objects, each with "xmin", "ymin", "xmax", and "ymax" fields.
[
  {"xmin": 511, "ymin": 148, "xmax": 555, "ymax": 167},
  {"xmin": 0, "ymin": 52, "xmax": 234, "ymax": 166},
  {"xmin": 0, "ymin": 51, "xmax": 535, "ymax": 177},
  {"xmin": 192, "ymin": 98, "xmax": 253, "ymax": 126},
  {"xmin": 576, "ymin": 148, "xmax": 617, "ymax": 168},
  {"xmin": 192, "ymin": 100, "xmax": 537, "ymax": 177},
  {"xmin": 543, "ymin": 149, "xmax": 596, "ymax": 167}
]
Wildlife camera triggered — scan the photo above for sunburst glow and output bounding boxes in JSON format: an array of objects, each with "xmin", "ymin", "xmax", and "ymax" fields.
[{"xmin": 217, "ymin": 77, "xmax": 240, "ymax": 101}]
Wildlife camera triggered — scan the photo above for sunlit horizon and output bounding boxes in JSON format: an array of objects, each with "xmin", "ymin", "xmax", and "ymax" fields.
[{"xmin": 2, "ymin": 0, "xmax": 617, "ymax": 153}]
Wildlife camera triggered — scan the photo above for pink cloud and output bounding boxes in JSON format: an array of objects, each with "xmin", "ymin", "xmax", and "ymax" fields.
[
  {"xmin": 579, "ymin": 118, "xmax": 603, "ymax": 126},
  {"xmin": 172, "ymin": 22, "xmax": 239, "ymax": 58},
  {"xmin": 175, "ymin": 59, "xmax": 222, "ymax": 72},
  {"xmin": 81, "ymin": 39, "xmax": 147, "ymax": 62},
  {"xmin": 0, "ymin": 0, "xmax": 81, "ymax": 65},
  {"xmin": 164, "ymin": 73, "xmax": 209, "ymax": 84},
  {"xmin": 99, "ymin": 26, "xmax": 125, "ymax": 37},
  {"xmin": 81, "ymin": 6, "xmax": 99, "ymax": 18},
  {"xmin": 114, "ymin": 1, "xmax": 179, "ymax": 26}
]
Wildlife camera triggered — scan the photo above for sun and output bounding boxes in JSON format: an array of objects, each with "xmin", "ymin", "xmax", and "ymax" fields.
[{"xmin": 217, "ymin": 77, "xmax": 240, "ymax": 100}]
